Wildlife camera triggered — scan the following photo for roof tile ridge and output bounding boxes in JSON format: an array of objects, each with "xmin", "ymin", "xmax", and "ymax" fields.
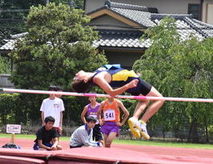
[
  {"xmin": 105, "ymin": 0, "xmax": 148, "ymax": 12},
  {"xmin": 192, "ymin": 18, "xmax": 213, "ymax": 29},
  {"xmin": 184, "ymin": 17, "xmax": 209, "ymax": 38},
  {"xmin": 151, "ymin": 13, "xmax": 192, "ymax": 18}
]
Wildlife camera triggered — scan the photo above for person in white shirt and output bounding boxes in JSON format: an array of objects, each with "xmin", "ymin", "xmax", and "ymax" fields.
[
  {"xmin": 70, "ymin": 116, "xmax": 102, "ymax": 148},
  {"xmin": 40, "ymin": 85, "xmax": 65, "ymax": 136}
]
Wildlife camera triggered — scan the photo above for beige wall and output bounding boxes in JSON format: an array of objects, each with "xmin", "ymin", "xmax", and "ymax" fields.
[
  {"xmin": 85, "ymin": 0, "xmax": 200, "ymax": 14},
  {"xmin": 85, "ymin": 0, "xmax": 106, "ymax": 13},
  {"xmin": 202, "ymin": 0, "xmax": 213, "ymax": 24},
  {"xmin": 89, "ymin": 15, "xmax": 134, "ymax": 30},
  {"xmin": 114, "ymin": 0, "xmax": 200, "ymax": 14}
]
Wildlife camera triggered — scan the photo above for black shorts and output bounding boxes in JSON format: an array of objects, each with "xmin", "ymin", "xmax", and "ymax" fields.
[
  {"xmin": 93, "ymin": 124, "xmax": 103, "ymax": 141},
  {"xmin": 126, "ymin": 78, "xmax": 152, "ymax": 96}
]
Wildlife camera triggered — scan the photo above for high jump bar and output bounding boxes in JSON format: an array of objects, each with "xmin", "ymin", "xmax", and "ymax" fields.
[{"xmin": 0, "ymin": 88, "xmax": 213, "ymax": 103}]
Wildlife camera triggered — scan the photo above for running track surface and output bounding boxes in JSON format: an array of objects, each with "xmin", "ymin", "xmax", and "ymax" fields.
[{"xmin": 0, "ymin": 138, "xmax": 212, "ymax": 164}]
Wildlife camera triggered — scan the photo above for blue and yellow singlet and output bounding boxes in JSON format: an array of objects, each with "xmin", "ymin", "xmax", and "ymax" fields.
[{"xmin": 94, "ymin": 64, "xmax": 152, "ymax": 96}]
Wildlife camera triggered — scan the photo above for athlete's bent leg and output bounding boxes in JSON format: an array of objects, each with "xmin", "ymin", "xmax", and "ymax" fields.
[
  {"xmin": 141, "ymin": 86, "xmax": 165, "ymax": 122},
  {"xmin": 133, "ymin": 100, "xmax": 149, "ymax": 119},
  {"xmin": 105, "ymin": 132, "xmax": 117, "ymax": 148},
  {"xmin": 103, "ymin": 134, "xmax": 108, "ymax": 147},
  {"xmin": 128, "ymin": 100, "xmax": 149, "ymax": 139}
]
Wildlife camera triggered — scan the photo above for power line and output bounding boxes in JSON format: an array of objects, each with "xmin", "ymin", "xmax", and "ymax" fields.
[
  {"xmin": 0, "ymin": 19, "xmax": 25, "ymax": 22},
  {"xmin": 0, "ymin": 9, "xmax": 29, "ymax": 13}
]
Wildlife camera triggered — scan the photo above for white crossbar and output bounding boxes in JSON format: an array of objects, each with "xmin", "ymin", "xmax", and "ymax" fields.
[{"xmin": 1, "ymin": 88, "xmax": 213, "ymax": 103}]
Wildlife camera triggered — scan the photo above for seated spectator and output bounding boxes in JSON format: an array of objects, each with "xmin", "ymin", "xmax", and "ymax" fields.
[
  {"xmin": 33, "ymin": 116, "xmax": 62, "ymax": 151},
  {"xmin": 70, "ymin": 116, "xmax": 102, "ymax": 148},
  {"xmin": 81, "ymin": 96, "xmax": 103, "ymax": 143}
]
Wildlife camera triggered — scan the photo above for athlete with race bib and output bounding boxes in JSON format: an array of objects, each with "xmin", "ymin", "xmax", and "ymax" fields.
[
  {"xmin": 81, "ymin": 96, "xmax": 103, "ymax": 143},
  {"xmin": 98, "ymin": 97, "xmax": 129, "ymax": 147}
]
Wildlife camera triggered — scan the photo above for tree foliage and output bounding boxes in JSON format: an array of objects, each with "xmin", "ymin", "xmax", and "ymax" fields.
[
  {"xmin": 49, "ymin": 0, "xmax": 84, "ymax": 9},
  {"xmin": 0, "ymin": 56, "xmax": 11, "ymax": 73},
  {"xmin": 0, "ymin": 0, "xmax": 84, "ymax": 46},
  {"xmin": 0, "ymin": 93, "xmax": 20, "ymax": 125},
  {"xmin": 10, "ymin": 3, "xmax": 107, "ymax": 89},
  {"xmin": 0, "ymin": 0, "xmax": 46, "ymax": 46},
  {"xmin": 133, "ymin": 17, "xmax": 213, "ymax": 142},
  {"xmin": 9, "ymin": 3, "xmax": 107, "ymax": 124}
]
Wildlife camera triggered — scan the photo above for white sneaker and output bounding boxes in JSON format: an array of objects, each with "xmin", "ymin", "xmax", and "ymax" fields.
[
  {"xmin": 138, "ymin": 120, "xmax": 150, "ymax": 140},
  {"xmin": 128, "ymin": 117, "xmax": 141, "ymax": 138}
]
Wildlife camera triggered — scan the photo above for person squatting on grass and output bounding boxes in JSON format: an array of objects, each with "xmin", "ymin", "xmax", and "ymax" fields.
[
  {"xmin": 98, "ymin": 97, "xmax": 129, "ymax": 147},
  {"xmin": 33, "ymin": 116, "xmax": 62, "ymax": 151},
  {"xmin": 81, "ymin": 96, "xmax": 103, "ymax": 143},
  {"xmin": 70, "ymin": 116, "xmax": 103, "ymax": 148},
  {"xmin": 72, "ymin": 64, "xmax": 165, "ymax": 139}
]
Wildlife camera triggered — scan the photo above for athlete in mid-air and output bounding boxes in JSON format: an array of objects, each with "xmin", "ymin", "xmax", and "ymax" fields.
[{"xmin": 72, "ymin": 64, "xmax": 165, "ymax": 139}]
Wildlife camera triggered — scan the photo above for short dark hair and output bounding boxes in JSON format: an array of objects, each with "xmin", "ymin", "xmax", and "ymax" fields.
[
  {"xmin": 85, "ymin": 116, "xmax": 97, "ymax": 123},
  {"xmin": 48, "ymin": 85, "xmax": 58, "ymax": 91},
  {"xmin": 44, "ymin": 116, "xmax": 55, "ymax": 123},
  {"xmin": 72, "ymin": 80, "xmax": 92, "ymax": 93},
  {"xmin": 56, "ymin": 86, "xmax": 63, "ymax": 91}
]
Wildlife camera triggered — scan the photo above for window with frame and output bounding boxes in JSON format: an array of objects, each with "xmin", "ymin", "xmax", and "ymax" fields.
[{"xmin": 188, "ymin": 4, "xmax": 201, "ymax": 20}]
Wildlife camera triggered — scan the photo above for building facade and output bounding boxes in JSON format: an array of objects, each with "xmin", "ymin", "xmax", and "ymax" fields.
[
  {"xmin": 86, "ymin": 1, "xmax": 213, "ymax": 67},
  {"xmin": 84, "ymin": 0, "xmax": 213, "ymax": 24}
]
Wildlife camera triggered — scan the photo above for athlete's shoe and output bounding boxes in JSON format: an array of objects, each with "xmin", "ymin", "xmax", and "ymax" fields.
[
  {"xmin": 128, "ymin": 117, "xmax": 141, "ymax": 138},
  {"xmin": 138, "ymin": 120, "xmax": 150, "ymax": 140}
]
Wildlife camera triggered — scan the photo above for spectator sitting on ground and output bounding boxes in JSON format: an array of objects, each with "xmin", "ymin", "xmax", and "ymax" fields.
[
  {"xmin": 70, "ymin": 116, "xmax": 102, "ymax": 148},
  {"xmin": 33, "ymin": 116, "xmax": 62, "ymax": 151},
  {"xmin": 81, "ymin": 96, "xmax": 103, "ymax": 143}
]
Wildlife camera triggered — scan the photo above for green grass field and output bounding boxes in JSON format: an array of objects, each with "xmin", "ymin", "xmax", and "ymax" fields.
[{"xmin": 0, "ymin": 133, "xmax": 212, "ymax": 149}]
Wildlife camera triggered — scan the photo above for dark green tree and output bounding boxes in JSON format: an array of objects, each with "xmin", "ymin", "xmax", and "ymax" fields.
[
  {"xmin": 48, "ymin": 0, "xmax": 84, "ymax": 9},
  {"xmin": 0, "ymin": 0, "xmax": 46, "ymax": 46},
  {"xmin": 0, "ymin": 56, "xmax": 11, "ymax": 73},
  {"xmin": 133, "ymin": 17, "xmax": 213, "ymax": 142},
  {"xmin": 9, "ymin": 3, "xmax": 107, "ymax": 124}
]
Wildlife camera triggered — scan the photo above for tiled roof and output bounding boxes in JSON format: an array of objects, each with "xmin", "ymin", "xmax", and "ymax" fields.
[
  {"xmin": 106, "ymin": 1, "xmax": 155, "ymax": 28},
  {"xmin": 91, "ymin": 1, "xmax": 213, "ymax": 48},
  {"xmin": 1, "ymin": 1, "xmax": 213, "ymax": 51},
  {"xmin": 111, "ymin": 8, "xmax": 155, "ymax": 28},
  {"xmin": 0, "ymin": 30, "xmax": 151, "ymax": 51},
  {"xmin": 105, "ymin": 0, "xmax": 148, "ymax": 12},
  {"xmin": 0, "ymin": 39, "xmax": 17, "ymax": 51},
  {"xmin": 11, "ymin": 32, "xmax": 28, "ymax": 39},
  {"xmin": 0, "ymin": 32, "xmax": 28, "ymax": 51},
  {"xmin": 93, "ymin": 30, "xmax": 151, "ymax": 48}
]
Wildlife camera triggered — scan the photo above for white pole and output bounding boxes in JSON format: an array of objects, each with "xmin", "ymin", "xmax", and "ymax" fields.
[{"xmin": 1, "ymin": 88, "xmax": 213, "ymax": 103}]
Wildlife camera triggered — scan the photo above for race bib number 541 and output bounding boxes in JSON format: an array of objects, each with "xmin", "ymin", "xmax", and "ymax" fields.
[{"xmin": 103, "ymin": 109, "xmax": 115, "ymax": 121}]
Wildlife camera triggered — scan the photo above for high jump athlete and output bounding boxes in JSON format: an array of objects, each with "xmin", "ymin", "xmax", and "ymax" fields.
[{"xmin": 72, "ymin": 64, "xmax": 165, "ymax": 139}]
